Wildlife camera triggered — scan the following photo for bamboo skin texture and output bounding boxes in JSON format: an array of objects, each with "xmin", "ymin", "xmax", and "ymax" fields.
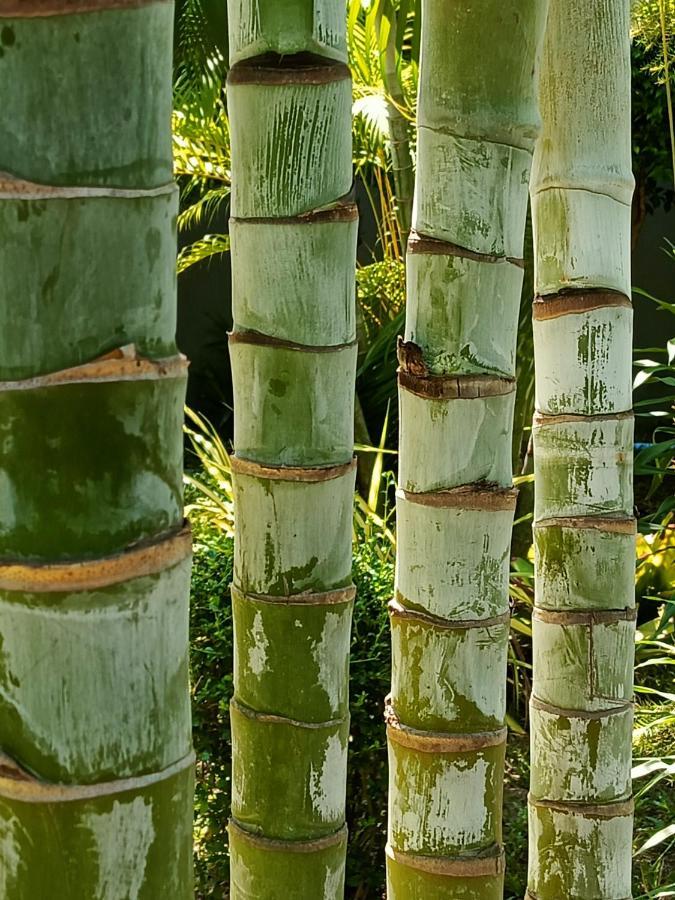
[
  {"xmin": 388, "ymin": 2, "xmax": 549, "ymax": 897},
  {"xmin": 0, "ymin": 1, "xmax": 194, "ymax": 896},
  {"xmin": 527, "ymin": 2, "xmax": 636, "ymax": 898},
  {"xmin": 225, "ymin": 2, "xmax": 358, "ymax": 896}
]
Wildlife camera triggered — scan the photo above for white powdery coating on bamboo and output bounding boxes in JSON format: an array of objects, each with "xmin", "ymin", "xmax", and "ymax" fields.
[
  {"xmin": 531, "ymin": 0, "xmax": 633, "ymax": 296},
  {"xmin": 233, "ymin": 469, "xmax": 355, "ymax": 596},
  {"xmin": 87, "ymin": 797, "xmax": 155, "ymax": 900},
  {"xmin": 395, "ymin": 498, "xmax": 513, "ymax": 620},
  {"xmin": 532, "ymin": 188, "xmax": 632, "ymax": 296},
  {"xmin": 0, "ymin": 562, "xmax": 191, "ymax": 778},
  {"xmin": 309, "ymin": 731, "xmax": 347, "ymax": 824},
  {"xmin": 534, "ymin": 307, "xmax": 633, "ymax": 415},
  {"xmin": 398, "ymin": 391, "xmax": 515, "ymax": 493},
  {"xmin": 392, "ymin": 752, "xmax": 491, "ymax": 853},
  {"xmin": 390, "ymin": 618, "xmax": 508, "ymax": 727},
  {"xmin": 247, "ymin": 610, "xmax": 270, "ymax": 676},
  {"xmin": 530, "ymin": 705, "xmax": 632, "ymax": 802},
  {"xmin": 312, "ymin": 610, "xmax": 351, "ymax": 713},
  {"xmin": 414, "ymin": 130, "xmax": 532, "ymax": 256},
  {"xmin": 0, "ymin": 812, "xmax": 22, "ymax": 896},
  {"xmin": 533, "ymin": 618, "xmax": 634, "ymax": 712},
  {"xmin": 229, "ymin": 79, "xmax": 353, "ymax": 219},
  {"xmin": 405, "ymin": 252, "xmax": 523, "ymax": 377},
  {"xmin": 528, "ymin": 803, "xmax": 633, "ymax": 898},
  {"xmin": 230, "ymin": 218, "xmax": 357, "ymax": 346},
  {"xmin": 534, "ymin": 416, "xmax": 633, "ymax": 520},
  {"xmin": 534, "ymin": 525, "xmax": 636, "ymax": 612},
  {"xmin": 322, "ymin": 862, "xmax": 344, "ymax": 900}
]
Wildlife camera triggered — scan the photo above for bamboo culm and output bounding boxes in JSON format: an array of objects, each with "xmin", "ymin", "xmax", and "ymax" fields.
[
  {"xmin": 0, "ymin": 1, "xmax": 194, "ymax": 896},
  {"xmin": 528, "ymin": 1, "xmax": 636, "ymax": 897},
  {"xmin": 225, "ymin": 2, "xmax": 358, "ymax": 896},
  {"xmin": 388, "ymin": 2, "xmax": 549, "ymax": 897}
]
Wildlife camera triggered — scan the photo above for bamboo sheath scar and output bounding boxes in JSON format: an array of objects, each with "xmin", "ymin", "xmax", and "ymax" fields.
[
  {"xmin": 0, "ymin": 2, "xmax": 194, "ymax": 896},
  {"xmin": 528, "ymin": 1, "xmax": 636, "ymax": 897},
  {"xmin": 387, "ymin": 3, "xmax": 549, "ymax": 898},
  {"xmin": 225, "ymin": 2, "xmax": 357, "ymax": 896}
]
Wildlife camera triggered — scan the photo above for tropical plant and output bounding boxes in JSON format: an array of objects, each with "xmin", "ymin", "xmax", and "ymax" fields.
[
  {"xmin": 527, "ymin": 1, "xmax": 637, "ymax": 896},
  {"xmin": 386, "ymin": 2, "xmax": 548, "ymax": 897},
  {"xmin": 0, "ymin": 1, "xmax": 193, "ymax": 896},
  {"xmin": 224, "ymin": 2, "xmax": 358, "ymax": 896}
]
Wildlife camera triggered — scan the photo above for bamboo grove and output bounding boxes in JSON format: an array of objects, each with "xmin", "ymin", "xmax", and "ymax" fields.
[
  {"xmin": 0, "ymin": 0, "xmax": 193, "ymax": 896},
  {"xmin": 225, "ymin": 1, "xmax": 358, "ymax": 895},
  {"xmin": 528, "ymin": 0, "xmax": 636, "ymax": 896},
  {"xmin": 0, "ymin": 0, "xmax": 646, "ymax": 896}
]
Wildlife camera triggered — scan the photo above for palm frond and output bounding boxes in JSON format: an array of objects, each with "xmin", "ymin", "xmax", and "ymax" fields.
[{"xmin": 177, "ymin": 233, "xmax": 230, "ymax": 274}]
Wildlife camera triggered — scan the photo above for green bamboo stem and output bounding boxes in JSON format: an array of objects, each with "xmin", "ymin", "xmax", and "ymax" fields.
[
  {"xmin": 226, "ymin": 3, "xmax": 357, "ymax": 896},
  {"xmin": 528, "ymin": 2, "xmax": 636, "ymax": 897},
  {"xmin": 389, "ymin": 2, "xmax": 548, "ymax": 896},
  {"xmin": 0, "ymin": 4, "xmax": 193, "ymax": 895}
]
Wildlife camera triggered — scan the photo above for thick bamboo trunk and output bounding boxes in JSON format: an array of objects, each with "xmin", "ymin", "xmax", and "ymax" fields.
[
  {"xmin": 226, "ymin": 3, "xmax": 357, "ymax": 896},
  {"xmin": 528, "ymin": 2, "xmax": 636, "ymax": 898},
  {"xmin": 388, "ymin": 3, "xmax": 548, "ymax": 897},
  {"xmin": 0, "ymin": 1, "xmax": 193, "ymax": 896}
]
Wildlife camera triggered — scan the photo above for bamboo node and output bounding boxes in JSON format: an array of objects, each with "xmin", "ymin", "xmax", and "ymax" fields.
[
  {"xmin": 227, "ymin": 54, "xmax": 351, "ymax": 87},
  {"xmin": 0, "ymin": 172, "xmax": 176, "ymax": 200},
  {"xmin": 530, "ymin": 696, "xmax": 634, "ymax": 720},
  {"xmin": 0, "ymin": 524, "xmax": 191, "ymax": 593},
  {"xmin": 228, "ymin": 330, "xmax": 357, "ymax": 354},
  {"xmin": 533, "ymin": 607, "xmax": 637, "ymax": 626},
  {"xmin": 385, "ymin": 702, "xmax": 506, "ymax": 753},
  {"xmin": 398, "ymin": 484, "xmax": 518, "ymax": 512},
  {"xmin": 228, "ymin": 819, "xmax": 348, "ymax": 853},
  {"xmin": 398, "ymin": 363, "xmax": 515, "ymax": 400},
  {"xmin": 533, "ymin": 290, "xmax": 632, "ymax": 320},
  {"xmin": 386, "ymin": 844, "xmax": 505, "ymax": 877},
  {"xmin": 230, "ymin": 455, "xmax": 357, "ymax": 484},
  {"xmin": 389, "ymin": 598, "xmax": 509, "ymax": 631},
  {"xmin": 0, "ymin": 346, "xmax": 187, "ymax": 393},
  {"xmin": 230, "ymin": 698, "xmax": 347, "ymax": 732},
  {"xmin": 0, "ymin": 751, "xmax": 194, "ymax": 803},
  {"xmin": 231, "ymin": 584, "xmax": 356, "ymax": 607},
  {"xmin": 533, "ymin": 410, "xmax": 634, "ymax": 428},
  {"xmin": 0, "ymin": 0, "xmax": 170, "ymax": 15},
  {"xmin": 229, "ymin": 195, "xmax": 358, "ymax": 226},
  {"xmin": 528, "ymin": 794, "xmax": 634, "ymax": 820},
  {"xmin": 534, "ymin": 516, "xmax": 637, "ymax": 535},
  {"xmin": 407, "ymin": 230, "xmax": 525, "ymax": 269}
]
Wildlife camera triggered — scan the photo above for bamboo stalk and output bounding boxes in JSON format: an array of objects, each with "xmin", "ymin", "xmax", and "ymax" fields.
[
  {"xmin": 0, "ymin": 2, "xmax": 193, "ymax": 894},
  {"xmin": 388, "ymin": 2, "xmax": 549, "ymax": 896},
  {"xmin": 226, "ymin": 3, "xmax": 357, "ymax": 896},
  {"xmin": 528, "ymin": 1, "xmax": 636, "ymax": 896}
]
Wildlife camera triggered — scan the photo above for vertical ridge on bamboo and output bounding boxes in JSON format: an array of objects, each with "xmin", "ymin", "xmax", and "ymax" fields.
[
  {"xmin": 225, "ymin": 2, "xmax": 358, "ymax": 896},
  {"xmin": 387, "ymin": 3, "xmax": 549, "ymax": 897},
  {"xmin": 0, "ymin": 1, "xmax": 194, "ymax": 896},
  {"xmin": 528, "ymin": 1, "xmax": 636, "ymax": 897}
]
